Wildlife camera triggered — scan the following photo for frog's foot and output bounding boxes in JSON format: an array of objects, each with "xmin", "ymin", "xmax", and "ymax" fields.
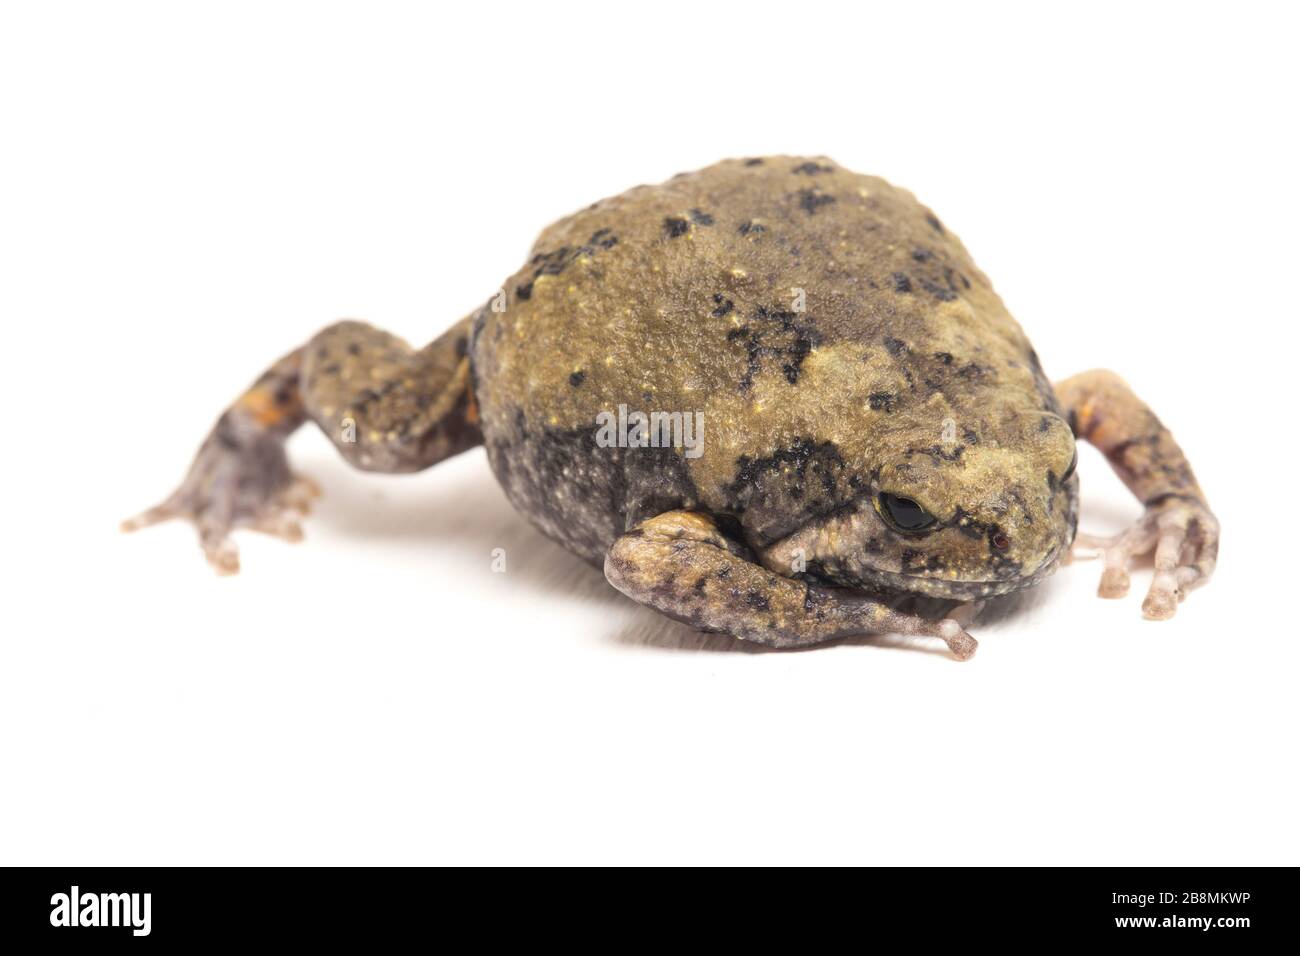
[
  {"xmin": 122, "ymin": 413, "xmax": 320, "ymax": 575},
  {"xmin": 1071, "ymin": 497, "xmax": 1218, "ymax": 620}
]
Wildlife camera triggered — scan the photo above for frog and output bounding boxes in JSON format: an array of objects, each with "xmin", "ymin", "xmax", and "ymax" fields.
[{"xmin": 124, "ymin": 156, "xmax": 1219, "ymax": 659}]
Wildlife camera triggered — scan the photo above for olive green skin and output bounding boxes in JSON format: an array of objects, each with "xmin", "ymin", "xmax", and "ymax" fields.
[{"xmin": 469, "ymin": 157, "xmax": 1079, "ymax": 601}]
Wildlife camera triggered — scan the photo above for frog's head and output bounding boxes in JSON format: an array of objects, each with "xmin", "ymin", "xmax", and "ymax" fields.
[{"xmin": 760, "ymin": 410, "xmax": 1078, "ymax": 600}]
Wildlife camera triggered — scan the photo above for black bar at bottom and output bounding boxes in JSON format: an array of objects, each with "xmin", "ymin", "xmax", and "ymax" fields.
[{"xmin": 0, "ymin": 866, "xmax": 1290, "ymax": 945}]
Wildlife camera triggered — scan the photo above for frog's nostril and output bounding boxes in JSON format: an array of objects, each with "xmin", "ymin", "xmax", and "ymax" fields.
[{"xmin": 991, "ymin": 532, "xmax": 1010, "ymax": 551}]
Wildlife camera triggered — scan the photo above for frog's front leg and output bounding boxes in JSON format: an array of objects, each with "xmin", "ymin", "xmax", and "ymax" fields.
[
  {"xmin": 124, "ymin": 316, "xmax": 482, "ymax": 573},
  {"xmin": 604, "ymin": 511, "xmax": 978, "ymax": 660},
  {"xmin": 1056, "ymin": 369, "xmax": 1219, "ymax": 619}
]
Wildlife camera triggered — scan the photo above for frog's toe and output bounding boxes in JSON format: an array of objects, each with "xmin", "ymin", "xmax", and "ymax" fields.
[
  {"xmin": 1070, "ymin": 528, "xmax": 1146, "ymax": 598},
  {"xmin": 279, "ymin": 475, "xmax": 321, "ymax": 511},
  {"xmin": 936, "ymin": 618, "xmax": 978, "ymax": 660},
  {"xmin": 198, "ymin": 519, "xmax": 241, "ymax": 575},
  {"xmin": 121, "ymin": 497, "xmax": 182, "ymax": 533},
  {"xmin": 248, "ymin": 479, "xmax": 319, "ymax": 543},
  {"xmin": 1140, "ymin": 505, "xmax": 1218, "ymax": 620},
  {"xmin": 250, "ymin": 510, "xmax": 304, "ymax": 543}
]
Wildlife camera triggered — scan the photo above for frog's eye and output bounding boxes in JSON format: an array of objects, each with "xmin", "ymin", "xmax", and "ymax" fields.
[
  {"xmin": 1061, "ymin": 449, "xmax": 1078, "ymax": 483},
  {"xmin": 877, "ymin": 493, "xmax": 937, "ymax": 533}
]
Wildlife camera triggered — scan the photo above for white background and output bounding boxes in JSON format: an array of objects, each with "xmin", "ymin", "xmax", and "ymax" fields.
[{"xmin": 2, "ymin": 2, "xmax": 1297, "ymax": 865}]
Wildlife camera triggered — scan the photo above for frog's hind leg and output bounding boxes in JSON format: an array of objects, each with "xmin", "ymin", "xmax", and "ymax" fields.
[
  {"xmin": 298, "ymin": 318, "xmax": 482, "ymax": 474},
  {"xmin": 604, "ymin": 510, "xmax": 979, "ymax": 660},
  {"xmin": 1056, "ymin": 369, "xmax": 1218, "ymax": 619},
  {"xmin": 124, "ymin": 316, "xmax": 482, "ymax": 573}
]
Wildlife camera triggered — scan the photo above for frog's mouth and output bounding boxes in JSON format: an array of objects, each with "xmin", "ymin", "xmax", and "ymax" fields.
[
  {"xmin": 774, "ymin": 537, "xmax": 1069, "ymax": 602},
  {"xmin": 845, "ymin": 557, "xmax": 1064, "ymax": 601}
]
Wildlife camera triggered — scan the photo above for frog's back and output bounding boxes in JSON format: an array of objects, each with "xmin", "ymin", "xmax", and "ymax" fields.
[{"xmin": 470, "ymin": 157, "xmax": 1059, "ymax": 562}]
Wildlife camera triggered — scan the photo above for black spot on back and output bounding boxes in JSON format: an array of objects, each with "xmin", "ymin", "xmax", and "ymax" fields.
[
  {"xmin": 664, "ymin": 216, "xmax": 690, "ymax": 238},
  {"xmin": 797, "ymin": 189, "xmax": 836, "ymax": 215}
]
